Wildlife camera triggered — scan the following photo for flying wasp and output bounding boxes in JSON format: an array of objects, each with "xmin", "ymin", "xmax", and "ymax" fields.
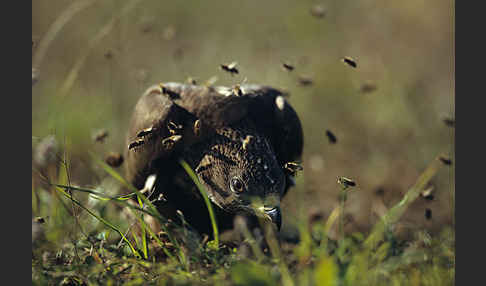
[
  {"xmin": 93, "ymin": 129, "xmax": 109, "ymax": 143},
  {"xmin": 220, "ymin": 62, "xmax": 239, "ymax": 75},
  {"xmin": 421, "ymin": 186, "xmax": 435, "ymax": 201},
  {"xmin": 360, "ymin": 82, "xmax": 377, "ymax": 94},
  {"xmin": 342, "ymin": 56, "xmax": 357, "ymax": 68},
  {"xmin": 325, "ymin": 130, "xmax": 337, "ymax": 144},
  {"xmin": 282, "ymin": 62, "xmax": 295, "ymax": 72},
  {"xmin": 442, "ymin": 116, "xmax": 455, "ymax": 127},
  {"xmin": 105, "ymin": 152, "xmax": 124, "ymax": 168},
  {"xmin": 337, "ymin": 176, "xmax": 356, "ymax": 188},
  {"xmin": 298, "ymin": 75, "xmax": 313, "ymax": 86},
  {"xmin": 438, "ymin": 155, "xmax": 452, "ymax": 166}
]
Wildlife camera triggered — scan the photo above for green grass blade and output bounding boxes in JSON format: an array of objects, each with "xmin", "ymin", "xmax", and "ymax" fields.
[
  {"xmin": 179, "ymin": 159, "xmax": 219, "ymax": 247},
  {"xmin": 136, "ymin": 195, "xmax": 149, "ymax": 260},
  {"xmin": 55, "ymin": 186, "xmax": 141, "ymax": 259},
  {"xmin": 52, "ymin": 183, "xmax": 162, "ymax": 219},
  {"xmin": 51, "ymin": 183, "xmax": 135, "ymax": 201},
  {"xmin": 90, "ymin": 152, "xmax": 185, "ymax": 261},
  {"xmin": 89, "ymin": 152, "xmax": 164, "ymax": 218},
  {"xmin": 52, "ymin": 182, "xmax": 175, "ymax": 260},
  {"xmin": 364, "ymin": 156, "xmax": 443, "ymax": 250}
]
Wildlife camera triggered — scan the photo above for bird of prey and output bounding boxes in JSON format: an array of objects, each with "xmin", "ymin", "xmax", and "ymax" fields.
[{"xmin": 125, "ymin": 82, "xmax": 303, "ymax": 236}]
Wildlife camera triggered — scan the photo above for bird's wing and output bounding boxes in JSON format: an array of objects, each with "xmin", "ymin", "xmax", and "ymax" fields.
[{"xmin": 239, "ymin": 84, "xmax": 303, "ymax": 167}]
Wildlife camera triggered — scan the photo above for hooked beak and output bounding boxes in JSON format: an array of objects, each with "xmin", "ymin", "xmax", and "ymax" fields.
[{"xmin": 264, "ymin": 206, "xmax": 282, "ymax": 231}]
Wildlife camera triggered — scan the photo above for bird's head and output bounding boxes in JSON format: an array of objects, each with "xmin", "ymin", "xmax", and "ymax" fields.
[{"xmin": 192, "ymin": 123, "xmax": 286, "ymax": 230}]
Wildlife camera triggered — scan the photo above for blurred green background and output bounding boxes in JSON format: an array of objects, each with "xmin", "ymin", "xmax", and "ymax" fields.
[{"xmin": 32, "ymin": 0, "xmax": 454, "ymax": 238}]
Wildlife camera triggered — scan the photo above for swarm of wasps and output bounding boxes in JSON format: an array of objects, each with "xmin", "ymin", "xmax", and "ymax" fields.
[
  {"xmin": 128, "ymin": 120, "xmax": 186, "ymax": 152},
  {"xmin": 162, "ymin": 121, "xmax": 184, "ymax": 150},
  {"xmin": 128, "ymin": 92, "xmax": 203, "ymax": 153}
]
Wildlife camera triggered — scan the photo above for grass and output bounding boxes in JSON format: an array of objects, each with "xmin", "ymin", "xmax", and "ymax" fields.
[
  {"xmin": 32, "ymin": 1, "xmax": 453, "ymax": 284},
  {"xmin": 180, "ymin": 159, "xmax": 219, "ymax": 248},
  {"xmin": 32, "ymin": 149, "xmax": 454, "ymax": 285}
]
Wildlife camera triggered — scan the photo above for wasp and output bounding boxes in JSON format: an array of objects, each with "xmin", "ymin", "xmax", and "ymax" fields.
[
  {"xmin": 325, "ymin": 130, "xmax": 337, "ymax": 144},
  {"xmin": 442, "ymin": 116, "xmax": 455, "ymax": 127},
  {"xmin": 128, "ymin": 139, "xmax": 145, "ymax": 150},
  {"xmin": 284, "ymin": 162, "xmax": 304, "ymax": 175},
  {"xmin": 137, "ymin": 127, "xmax": 156, "ymax": 138},
  {"xmin": 421, "ymin": 186, "xmax": 435, "ymax": 201},
  {"xmin": 342, "ymin": 56, "xmax": 357, "ymax": 68},
  {"xmin": 168, "ymin": 121, "xmax": 183, "ymax": 135},
  {"xmin": 105, "ymin": 152, "xmax": 124, "ymax": 168},
  {"xmin": 438, "ymin": 155, "xmax": 452, "ymax": 166},
  {"xmin": 298, "ymin": 75, "xmax": 313, "ymax": 86},
  {"xmin": 220, "ymin": 62, "xmax": 239, "ymax": 75},
  {"xmin": 242, "ymin": 135, "xmax": 254, "ymax": 150},
  {"xmin": 93, "ymin": 129, "xmax": 109, "ymax": 143},
  {"xmin": 162, "ymin": 135, "xmax": 182, "ymax": 150},
  {"xmin": 232, "ymin": 84, "xmax": 244, "ymax": 96},
  {"xmin": 360, "ymin": 82, "xmax": 377, "ymax": 94},
  {"xmin": 34, "ymin": 217, "xmax": 46, "ymax": 224},
  {"xmin": 233, "ymin": 78, "xmax": 247, "ymax": 96},
  {"xmin": 337, "ymin": 176, "xmax": 356, "ymax": 188},
  {"xmin": 193, "ymin": 119, "xmax": 202, "ymax": 137},
  {"xmin": 157, "ymin": 193, "xmax": 167, "ymax": 202},
  {"xmin": 282, "ymin": 62, "xmax": 295, "ymax": 71},
  {"xmin": 104, "ymin": 50, "xmax": 113, "ymax": 60}
]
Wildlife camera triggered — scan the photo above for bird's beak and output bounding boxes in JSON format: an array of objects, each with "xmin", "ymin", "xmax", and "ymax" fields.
[{"xmin": 264, "ymin": 206, "xmax": 282, "ymax": 231}]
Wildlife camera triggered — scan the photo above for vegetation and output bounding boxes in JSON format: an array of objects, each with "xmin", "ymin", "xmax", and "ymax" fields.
[{"xmin": 32, "ymin": 0, "xmax": 454, "ymax": 285}]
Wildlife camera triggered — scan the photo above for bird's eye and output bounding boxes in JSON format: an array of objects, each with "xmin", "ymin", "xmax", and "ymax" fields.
[{"xmin": 230, "ymin": 177, "xmax": 244, "ymax": 193}]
